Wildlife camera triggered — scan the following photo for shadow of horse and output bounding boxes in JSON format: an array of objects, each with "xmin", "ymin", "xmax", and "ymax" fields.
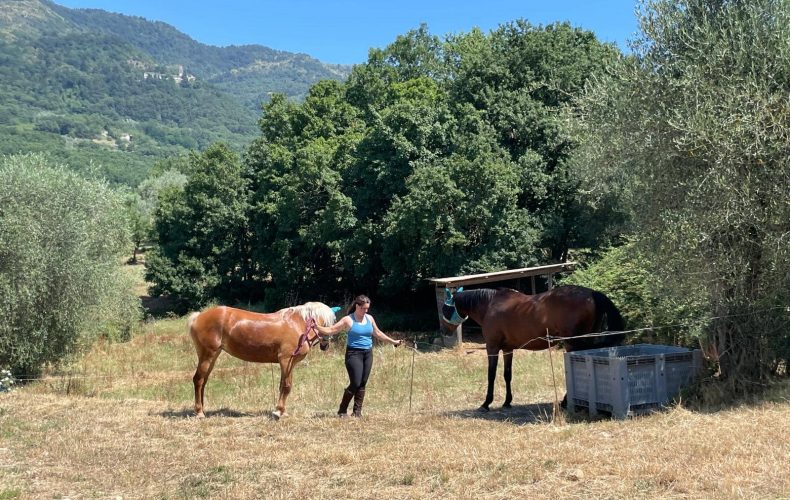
[
  {"xmin": 157, "ymin": 407, "xmax": 255, "ymax": 419},
  {"xmin": 443, "ymin": 402, "xmax": 557, "ymax": 425}
]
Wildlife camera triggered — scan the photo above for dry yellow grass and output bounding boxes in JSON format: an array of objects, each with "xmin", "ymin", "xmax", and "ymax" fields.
[{"xmin": 1, "ymin": 321, "xmax": 789, "ymax": 499}]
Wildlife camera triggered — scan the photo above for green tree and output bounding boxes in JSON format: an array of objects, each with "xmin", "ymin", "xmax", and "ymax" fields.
[
  {"xmin": 247, "ymin": 83, "xmax": 360, "ymax": 307},
  {"xmin": 125, "ymin": 168, "xmax": 189, "ymax": 263},
  {"xmin": 574, "ymin": 0, "xmax": 790, "ymax": 390},
  {"xmin": 145, "ymin": 143, "xmax": 251, "ymax": 309},
  {"xmin": 241, "ymin": 22, "xmax": 618, "ymax": 303},
  {"xmin": 122, "ymin": 190, "xmax": 151, "ymax": 264},
  {"xmin": 145, "ymin": 23, "xmax": 620, "ymax": 310},
  {"xmin": 0, "ymin": 154, "xmax": 140, "ymax": 375},
  {"xmin": 381, "ymin": 130, "xmax": 540, "ymax": 289},
  {"xmin": 447, "ymin": 21, "xmax": 620, "ymax": 260}
]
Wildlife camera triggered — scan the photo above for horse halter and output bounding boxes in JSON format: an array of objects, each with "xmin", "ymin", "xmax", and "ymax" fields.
[
  {"xmin": 442, "ymin": 287, "xmax": 468, "ymax": 327},
  {"xmin": 292, "ymin": 316, "xmax": 326, "ymax": 356},
  {"xmin": 442, "ymin": 306, "xmax": 468, "ymax": 327}
]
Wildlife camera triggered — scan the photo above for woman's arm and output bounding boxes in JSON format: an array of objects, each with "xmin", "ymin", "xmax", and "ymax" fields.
[
  {"xmin": 370, "ymin": 316, "xmax": 402, "ymax": 346},
  {"xmin": 315, "ymin": 316, "xmax": 352, "ymax": 336}
]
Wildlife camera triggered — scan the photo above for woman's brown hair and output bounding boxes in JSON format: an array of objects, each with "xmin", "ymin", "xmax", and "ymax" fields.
[{"xmin": 346, "ymin": 294, "xmax": 371, "ymax": 316}]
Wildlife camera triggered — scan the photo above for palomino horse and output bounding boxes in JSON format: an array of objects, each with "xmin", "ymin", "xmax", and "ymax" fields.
[
  {"xmin": 441, "ymin": 285, "xmax": 624, "ymax": 411},
  {"xmin": 187, "ymin": 302, "xmax": 336, "ymax": 418}
]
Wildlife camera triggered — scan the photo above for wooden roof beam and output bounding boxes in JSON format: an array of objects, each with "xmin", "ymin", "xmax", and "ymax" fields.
[{"xmin": 427, "ymin": 262, "xmax": 577, "ymax": 288}]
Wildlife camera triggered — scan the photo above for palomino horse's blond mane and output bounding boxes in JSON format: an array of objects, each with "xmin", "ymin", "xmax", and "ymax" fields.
[{"xmin": 289, "ymin": 301, "xmax": 337, "ymax": 327}]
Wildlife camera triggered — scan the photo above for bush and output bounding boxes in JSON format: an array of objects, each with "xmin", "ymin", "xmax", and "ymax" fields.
[
  {"xmin": 562, "ymin": 240, "xmax": 706, "ymax": 347},
  {"xmin": 0, "ymin": 368, "xmax": 14, "ymax": 392},
  {"xmin": 0, "ymin": 154, "xmax": 142, "ymax": 376}
]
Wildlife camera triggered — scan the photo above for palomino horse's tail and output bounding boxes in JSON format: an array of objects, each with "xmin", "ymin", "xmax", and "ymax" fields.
[
  {"xmin": 187, "ymin": 312, "xmax": 200, "ymax": 342},
  {"xmin": 591, "ymin": 291, "xmax": 625, "ymax": 347}
]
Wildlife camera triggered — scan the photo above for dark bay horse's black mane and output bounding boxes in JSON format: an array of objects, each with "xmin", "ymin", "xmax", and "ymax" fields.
[{"xmin": 455, "ymin": 288, "xmax": 516, "ymax": 312}]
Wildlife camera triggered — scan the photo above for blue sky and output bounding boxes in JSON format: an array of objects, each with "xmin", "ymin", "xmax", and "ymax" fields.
[{"xmin": 54, "ymin": 0, "xmax": 640, "ymax": 65}]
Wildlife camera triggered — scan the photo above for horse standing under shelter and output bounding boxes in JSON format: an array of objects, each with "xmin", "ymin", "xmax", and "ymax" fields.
[
  {"xmin": 187, "ymin": 302, "xmax": 336, "ymax": 418},
  {"xmin": 442, "ymin": 285, "xmax": 624, "ymax": 411}
]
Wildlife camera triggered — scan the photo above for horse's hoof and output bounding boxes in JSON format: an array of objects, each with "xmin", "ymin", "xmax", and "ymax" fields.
[
  {"xmin": 272, "ymin": 409, "xmax": 286, "ymax": 419},
  {"xmin": 478, "ymin": 405, "xmax": 490, "ymax": 412},
  {"xmin": 195, "ymin": 412, "xmax": 206, "ymax": 419},
  {"xmin": 502, "ymin": 402, "xmax": 512, "ymax": 409}
]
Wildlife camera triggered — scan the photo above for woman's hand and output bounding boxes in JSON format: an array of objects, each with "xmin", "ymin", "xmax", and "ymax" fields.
[
  {"xmin": 317, "ymin": 316, "xmax": 351, "ymax": 336},
  {"xmin": 316, "ymin": 324, "xmax": 339, "ymax": 336},
  {"xmin": 394, "ymin": 339, "xmax": 404, "ymax": 347}
]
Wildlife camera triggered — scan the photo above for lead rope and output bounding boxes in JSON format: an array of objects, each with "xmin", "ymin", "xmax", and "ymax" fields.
[
  {"xmin": 292, "ymin": 316, "xmax": 318, "ymax": 357},
  {"xmin": 269, "ymin": 363, "xmax": 276, "ymax": 407}
]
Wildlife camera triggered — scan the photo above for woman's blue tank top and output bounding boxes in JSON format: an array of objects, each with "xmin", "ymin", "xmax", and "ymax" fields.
[{"xmin": 347, "ymin": 313, "xmax": 373, "ymax": 349}]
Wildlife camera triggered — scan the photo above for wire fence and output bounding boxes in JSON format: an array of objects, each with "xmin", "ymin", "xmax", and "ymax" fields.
[{"xmin": 4, "ymin": 305, "xmax": 787, "ymax": 418}]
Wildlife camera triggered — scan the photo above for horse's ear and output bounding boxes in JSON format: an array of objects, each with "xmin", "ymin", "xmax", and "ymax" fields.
[{"xmin": 457, "ymin": 286, "xmax": 463, "ymax": 293}]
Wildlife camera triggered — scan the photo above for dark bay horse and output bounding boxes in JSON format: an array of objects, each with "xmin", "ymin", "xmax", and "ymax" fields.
[
  {"xmin": 441, "ymin": 285, "xmax": 624, "ymax": 411},
  {"xmin": 187, "ymin": 302, "xmax": 336, "ymax": 418}
]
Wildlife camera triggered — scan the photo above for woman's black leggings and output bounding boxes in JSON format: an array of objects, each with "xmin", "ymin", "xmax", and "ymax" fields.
[{"xmin": 345, "ymin": 347, "xmax": 373, "ymax": 393}]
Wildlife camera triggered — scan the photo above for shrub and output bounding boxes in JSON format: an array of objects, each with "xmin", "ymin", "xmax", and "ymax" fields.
[
  {"xmin": 0, "ymin": 154, "xmax": 142, "ymax": 376},
  {"xmin": 0, "ymin": 368, "xmax": 14, "ymax": 392},
  {"xmin": 562, "ymin": 240, "xmax": 706, "ymax": 346}
]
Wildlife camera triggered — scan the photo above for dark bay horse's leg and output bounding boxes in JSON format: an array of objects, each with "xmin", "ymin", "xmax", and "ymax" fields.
[
  {"xmin": 193, "ymin": 348, "xmax": 221, "ymax": 418},
  {"xmin": 273, "ymin": 356, "xmax": 298, "ymax": 418},
  {"xmin": 502, "ymin": 351, "xmax": 513, "ymax": 408},
  {"xmin": 480, "ymin": 346, "xmax": 499, "ymax": 412}
]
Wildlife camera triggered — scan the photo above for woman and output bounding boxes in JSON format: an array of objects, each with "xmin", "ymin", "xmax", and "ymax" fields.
[{"xmin": 315, "ymin": 295, "xmax": 402, "ymax": 417}]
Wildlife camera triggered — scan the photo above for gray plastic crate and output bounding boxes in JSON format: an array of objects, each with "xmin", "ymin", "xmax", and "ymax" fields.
[{"xmin": 564, "ymin": 344, "xmax": 703, "ymax": 419}]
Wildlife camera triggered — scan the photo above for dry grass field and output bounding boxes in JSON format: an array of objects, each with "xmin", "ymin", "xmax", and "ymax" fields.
[{"xmin": 1, "ymin": 313, "xmax": 789, "ymax": 499}]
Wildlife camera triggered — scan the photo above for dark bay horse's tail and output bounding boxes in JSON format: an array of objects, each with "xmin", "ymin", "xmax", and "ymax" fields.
[
  {"xmin": 592, "ymin": 290, "xmax": 625, "ymax": 338},
  {"xmin": 565, "ymin": 290, "xmax": 626, "ymax": 352}
]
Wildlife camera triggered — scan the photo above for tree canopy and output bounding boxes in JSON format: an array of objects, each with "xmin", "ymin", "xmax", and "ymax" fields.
[{"xmin": 148, "ymin": 21, "xmax": 620, "ymax": 310}]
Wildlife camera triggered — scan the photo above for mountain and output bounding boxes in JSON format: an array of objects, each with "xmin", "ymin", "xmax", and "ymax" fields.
[{"xmin": 0, "ymin": 0, "xmax": 352, "ymax": 185}]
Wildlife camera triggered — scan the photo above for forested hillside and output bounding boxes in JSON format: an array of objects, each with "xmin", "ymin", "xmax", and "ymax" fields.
[
  {"xmin": 0, "ymin": 0, "xmax": 350, "ymax": 185},
  {"xmin": 45, "ymin": 1, "xmax": 350, "ymax": 107}
]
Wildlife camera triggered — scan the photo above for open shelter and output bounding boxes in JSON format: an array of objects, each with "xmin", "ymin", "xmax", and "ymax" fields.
[{"xmin": 427, "ymin": 263, "xmax": 578, "ymax": 344}]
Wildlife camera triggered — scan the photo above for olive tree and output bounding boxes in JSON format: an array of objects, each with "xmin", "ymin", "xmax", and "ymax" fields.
[
  {"xmin": 0, "ymin": 154, "xmax": 140, "ymax": 376},
  {"xmin": 574, "ymin": 0, "xmax": 790, "ymax": 390}
]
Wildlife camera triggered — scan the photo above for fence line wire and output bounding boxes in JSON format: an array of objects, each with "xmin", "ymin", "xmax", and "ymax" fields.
[{"xmin": 7, "ymin": 305, "xmax": 788, "ymax": 394}]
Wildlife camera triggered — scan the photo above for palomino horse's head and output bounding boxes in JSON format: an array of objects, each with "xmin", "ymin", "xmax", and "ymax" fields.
[
  {"xmin": 295, "ymin": 302, "xmax": 337, "ymax": 351},
  {"xmin": 440, "ymin": 287, "xmax": 468, "ymax": 334}
]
